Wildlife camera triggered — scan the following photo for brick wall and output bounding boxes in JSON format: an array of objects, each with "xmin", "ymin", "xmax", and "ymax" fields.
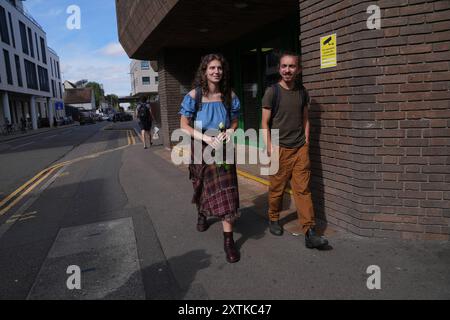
[
  {"xmin": 116, "ymin": 0, "xmax": 178, "ymax": 59},
  {"xmin": 300, "ymin": 0, "xmax": 450, "ymax": 240},
  {"xmin": 158, "ymin": 49, "xmax": 203, "ymax": 148}
]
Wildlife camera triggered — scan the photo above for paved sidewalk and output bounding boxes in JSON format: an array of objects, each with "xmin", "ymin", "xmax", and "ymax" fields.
[
  {"xmin": 126, "ymin": 146, "xmax": 450, "ymax": 299},
  {"xmin": 153, "ymin": 146, "xmax": 335, "ymax": 238}
]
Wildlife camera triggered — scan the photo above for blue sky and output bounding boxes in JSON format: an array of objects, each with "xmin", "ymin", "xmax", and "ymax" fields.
[{"xmin": 25, "ymin": 0, "xmax": 131, "ymax": 96}]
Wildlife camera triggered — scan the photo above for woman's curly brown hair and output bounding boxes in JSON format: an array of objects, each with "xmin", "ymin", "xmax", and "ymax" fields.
[{"xmin": 193, "ymin": 53, "xmax": 232, "ymax": 109}]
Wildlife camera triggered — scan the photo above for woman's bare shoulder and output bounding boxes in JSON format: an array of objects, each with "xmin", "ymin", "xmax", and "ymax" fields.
[{"xmin": 188, "ymin": 89, "xmax": 196, "ymax": 99}]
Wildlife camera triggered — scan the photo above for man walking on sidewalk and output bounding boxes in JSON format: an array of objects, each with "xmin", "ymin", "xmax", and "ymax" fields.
[
  {"xmin": 136, "ymin": 97, "xmax": 154, "ymax": 149},
  {"xmin": 261, "ymin": 52, "xmax": 329, "ymax": 249}
]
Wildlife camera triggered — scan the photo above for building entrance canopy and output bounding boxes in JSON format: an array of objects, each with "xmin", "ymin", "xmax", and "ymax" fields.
[{"xmin": 117, "ymin": 0, "xmax": 298, "ymax": 60}]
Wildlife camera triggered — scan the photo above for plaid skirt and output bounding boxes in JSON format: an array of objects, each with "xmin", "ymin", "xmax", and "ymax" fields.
[{"xmin": 189, "ymin": 140, "xmax": 240, "ymax": 223}]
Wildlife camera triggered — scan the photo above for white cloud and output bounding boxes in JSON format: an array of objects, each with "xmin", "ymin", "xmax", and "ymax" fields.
[
  {"xmin": 62, "ymin": 58, "xmax": 132, "ymax": 96},
  {"xmin": 98, "ymin": 42, "xmax": 127, "ymax": 57}
]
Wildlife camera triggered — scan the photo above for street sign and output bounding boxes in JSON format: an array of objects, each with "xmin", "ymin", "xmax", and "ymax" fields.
[
  {"xmin": 320, "ymin": 34, "xmax": 337, "ymax": 69},
  {"xmin": 55, "ymin": 102, "xmax": 65, "ymax": 110}
]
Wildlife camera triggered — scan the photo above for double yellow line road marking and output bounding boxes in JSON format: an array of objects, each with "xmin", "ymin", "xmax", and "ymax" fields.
[
  {"xmin": 0, "ymin": 130, "xmax": 137, "ymax": 219},
  {"xmin": 0, "ymin": 165, "xmax": 61, "ymax": 217},
  {"xmin": 127, "ymin": 130, "xmax": 136, "ymax": 145}
]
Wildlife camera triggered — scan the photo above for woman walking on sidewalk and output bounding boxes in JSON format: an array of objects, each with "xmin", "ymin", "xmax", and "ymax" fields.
[{"xmin": 179, "ymin": 53, "xmax": 241, "ymax": 263}]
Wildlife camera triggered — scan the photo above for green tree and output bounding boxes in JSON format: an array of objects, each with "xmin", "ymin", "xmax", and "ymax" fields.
[
  {"xmin": 128, "ymin": 101, "xmax": 137, "ymax": 111},
  {"xmin": 105, "ymin": 94, "xmax": 119, "ymax": 109},
  {"xmin": 86, "ymin": 82, "xmax": 105, "ymax": 108}
]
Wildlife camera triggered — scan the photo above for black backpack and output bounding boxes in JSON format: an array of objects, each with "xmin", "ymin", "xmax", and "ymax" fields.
[
  {"xmin": 269, "ymin": 83, "xmax": 309, "ymax": 128},
  {"xmin": 191, "ymin": 87, "xmax": 231, "ymax": 128},
  {"xmin": 137, "ymin": 104, "xmax": 150, "ymax": 122}
]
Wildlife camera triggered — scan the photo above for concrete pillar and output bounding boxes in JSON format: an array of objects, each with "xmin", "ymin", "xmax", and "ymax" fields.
[
  {"xmin": 30, "ymin": 96, "xmax": 38, "ymax": 130},
  {"xmin": 2, "ymin": 91, "xmax": 11, "ymax": 124},
  {"xmin": 47, "ymin": 98, "xmax": 54, "ymax": 128}
]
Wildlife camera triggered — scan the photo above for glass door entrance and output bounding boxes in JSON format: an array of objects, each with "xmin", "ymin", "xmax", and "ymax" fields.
[
  {"xmin": 241, "ymin": 48, "xmax": 260, "ymax": 132},
  {"xmin": 225, "ymin": 15, "xmax": 299, "ymax": 144}
]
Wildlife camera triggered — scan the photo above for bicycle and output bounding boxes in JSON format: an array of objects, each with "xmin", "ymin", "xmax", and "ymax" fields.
[{"xmin": 1, "ymin": 124, "xmax": 14, "ymax": 136}]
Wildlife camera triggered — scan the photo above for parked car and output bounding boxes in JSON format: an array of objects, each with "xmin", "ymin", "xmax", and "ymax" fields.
[
  {"xmin": 113, "ymin": 112, "xmax": 133, "ymax": 122},
  {"xmin": 62, "ymin": 116, "xmax": 73, "ymax": 125},
  {"xmin": 122, "ymin": 113, "xmax": 133, "ymax": 121},
  {"xmin": 79, "ymin": 111, "xmax": 96, "ymax": 125}
]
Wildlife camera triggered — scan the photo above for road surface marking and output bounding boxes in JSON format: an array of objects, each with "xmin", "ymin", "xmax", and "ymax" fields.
[
  {"xmin": 0, "ymin": 166, "xmax": 57, "ymax": 209},
  {"xmin": 0, "ymin": 166, "xmax": 59, "ymax": 217},
  {"xmin": 7, "ymin": 213, "xmax": 37, "ymax": 224},
  {"xmin": 11, "ymin": 141, "xmax": 34, "ymax": 151},
  {"xmin": 44, "ymin": 135, "xmax": 58, "ymax": 140},
  {"xmin": 58, "ymin": 172, "xmax": 70, "ymax": 178},
  {"xmin": 237, "ymin": 169, "xmax": 293, "ymax": 195},
  {"xmin": 27, "ymin": 218, "xmax": 145, "ymax": 300},
  {"xmin": 130, "ymin": 130, "xmax": 136, "ymax": 145},
  {"xmin": 0, "ymin": 133, "xmax": 132, "ymax": 218},
  {"xmin": 0, "ymin": 167, "xmax": 66, "ymax": 236}
]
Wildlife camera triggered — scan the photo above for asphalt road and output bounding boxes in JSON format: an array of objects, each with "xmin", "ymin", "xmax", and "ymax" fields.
[
  {"xmin": 0, "ymin": 121, "xmax": 449, "ymax": 300},
  {"xmin": 0, "ymin": 122, "xmax": 111, "ymax": 199}
]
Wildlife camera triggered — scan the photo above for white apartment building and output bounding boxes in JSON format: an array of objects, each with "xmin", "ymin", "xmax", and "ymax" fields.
[
  {"xmin": 48, "ymin": 47, "xmax": 64, "ymax": 119},
  {"xmin": 130, "ymin": 60, "xmax": 158, "ymax": 99},
  {"xmin": 0, "ymin": 0, "xmax": 64, "ymax": 131}
]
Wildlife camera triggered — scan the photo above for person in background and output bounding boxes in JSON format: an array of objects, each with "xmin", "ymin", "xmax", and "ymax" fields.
[{"xmin": 136, "ymin": 96, "xmax": 154, "ymax": 149}]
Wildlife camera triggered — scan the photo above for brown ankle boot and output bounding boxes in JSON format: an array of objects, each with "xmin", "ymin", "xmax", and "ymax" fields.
[
  {"xmin": 223, "ymin": 232, "xmax": 240, "ymax": 263},
  {"xmin": 197, "ymin": 213, "xmax": 209, "ymax": 232}
]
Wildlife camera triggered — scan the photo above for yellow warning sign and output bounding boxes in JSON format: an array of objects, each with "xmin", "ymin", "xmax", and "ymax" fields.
[{"xmin": 320, "ymin": 34, "xmax": 337, "ymax": 69}]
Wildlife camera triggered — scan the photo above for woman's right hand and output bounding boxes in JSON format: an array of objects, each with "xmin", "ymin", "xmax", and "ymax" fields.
[{"xmin": 203, "ymin": 135, "xmax": 222, "ymax": 150}]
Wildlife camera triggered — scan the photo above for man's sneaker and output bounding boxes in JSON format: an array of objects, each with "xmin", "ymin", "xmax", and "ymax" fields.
[
  {"xmin": 269, "ymin": 221, "xmax": 284, "ymax": 236},
  {"xmin": 305, "ymin": 228, "xmax": 328, "ymax": 249}
]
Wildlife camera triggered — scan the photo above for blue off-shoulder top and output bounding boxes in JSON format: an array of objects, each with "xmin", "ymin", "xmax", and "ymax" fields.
[{"xmin": 179, "ymin": 94, "xmax": 240, "ymax": 130}]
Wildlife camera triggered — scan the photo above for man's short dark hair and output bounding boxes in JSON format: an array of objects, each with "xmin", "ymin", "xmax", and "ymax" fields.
[
  {"xmin": 279, "ymin": 51, "xmax": 300, "ymax": 66},
  {"xmin": 140, "ymin": 96, "xmax": 147, "ymax": 103}
]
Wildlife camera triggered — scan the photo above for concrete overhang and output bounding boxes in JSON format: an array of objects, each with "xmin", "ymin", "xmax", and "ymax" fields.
[{"xmin": 116, "ymin": 0, "xmax": 298, "ymax": 60}]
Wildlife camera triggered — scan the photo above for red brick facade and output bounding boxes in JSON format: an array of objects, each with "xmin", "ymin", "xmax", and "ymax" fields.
[
  {"xmin": 300, "ymin": 0, "xmax": 450, "ymax": 240},
  {"xmin": 158, "ymin": 49, "xmax": 203, "ymax": 148},
  {"xmin": 117, "ymin": 0, "xmax": 450, "ymax": 240}
]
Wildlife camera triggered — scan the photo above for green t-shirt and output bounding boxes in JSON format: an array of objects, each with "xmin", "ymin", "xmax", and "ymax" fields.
[{"xmin": 262, "ymin": 84, "xmax": 310, "ymax": 148}]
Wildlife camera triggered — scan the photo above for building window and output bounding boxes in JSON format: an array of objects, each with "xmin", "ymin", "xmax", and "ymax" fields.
[
  {"xmin": 40, "ymin": 37, "xmax": 47, "ymax": 64},
  {"xmin": 27, "ymin": 27, "xmax": 34, "ymax": 58},
  {"xmin": 59, "ymin": 82, "xmax": 62, "ymax": 99},
  {"xmin": 0, "ymin": 5, "xmax": 10, "ymax": 45},
  {"xmin": 19, "ymin": 21, "xmax": 28, "ymax": 55},
  {"xmin": 50, "ymin": 57, "xmax": 54, "ymax": 76},
  {"xmin": 38, "ymin": 66, "xmax": 50, "ymax": 92},
  {"xmin": 35, "ymin": 33, "xmax": 40, "ymax": 61},
  {"xmin": 142, "ymin": 77, "xmax": 151, "ymax": 85},
  {"xmin": 24, "ymin": 59, "xmax": 38, "ymax": 90},
  {"xmin": 51, "ymin": 79, "xmax": 55, "ymax": 98},
  {"xmin": 15, "ymin": 54, "xmax": 23, "ymax": 87},
  {"xmin": 8, "ymin": 12, "xmax": 15, "ymax": 48},
  {"xmin": 155, "ymin": 76, "xmax": 159, "ymax": 84},
  {"xmin": 3, "ymin": 49, "xmax": 13, "ymax": 85},
  {"xmin": 141, "ymin": 61, "xmax": 150, "ymax": 70},
  {"xmin": 56, "ymin": 61, "xmax": 60, "ymax": 79}
]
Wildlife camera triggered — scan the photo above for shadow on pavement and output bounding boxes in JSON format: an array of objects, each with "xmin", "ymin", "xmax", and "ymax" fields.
[{"xmin": 103, "ymin": 249, "xmax": 211, "ymax": 300}]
